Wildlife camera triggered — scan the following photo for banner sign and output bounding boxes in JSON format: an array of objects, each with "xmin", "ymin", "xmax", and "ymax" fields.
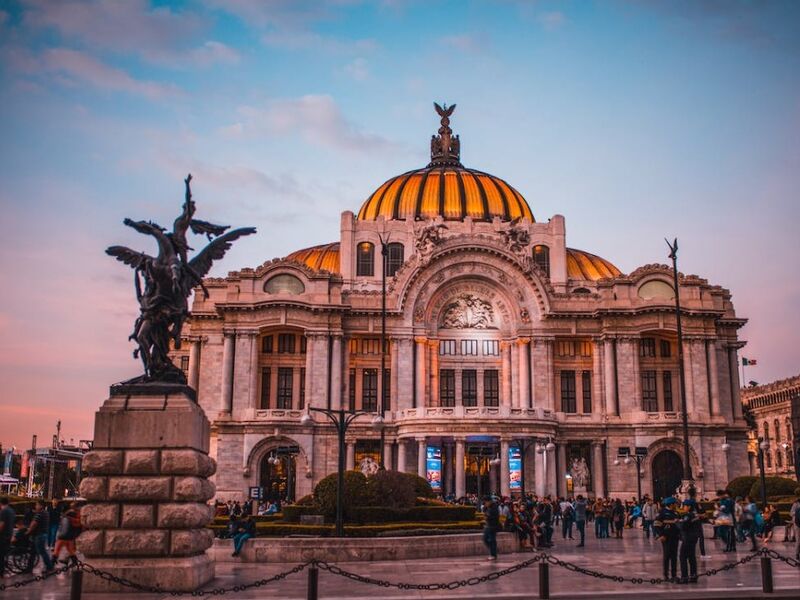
[
  {"xmin": 426, "ymin": 445, "xmax": 442, "ymax": 490},
  {"xmin": 509, "ymin": 446, "xmax": 522, "ymax": 490},
  {"xmin": 2, "ymin": 449, "xmax": 12, "ymax": 476}
]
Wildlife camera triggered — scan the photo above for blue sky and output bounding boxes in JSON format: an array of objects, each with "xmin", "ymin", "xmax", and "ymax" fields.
[{"xmin": 0, "ymin": 0, "xmax": 798, "ymax": 449}]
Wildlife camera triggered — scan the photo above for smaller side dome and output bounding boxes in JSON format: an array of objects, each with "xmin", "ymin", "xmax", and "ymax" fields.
[
  {"xmin": 285, "ymin": 242, "xmax": 341, "ymax": 273},
  {"xmin": 566, "ymin": 248, "xmax": 622, "ymax": 281}
]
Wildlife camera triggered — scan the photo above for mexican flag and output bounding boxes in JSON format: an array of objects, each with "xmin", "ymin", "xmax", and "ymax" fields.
[{"xmin": 742, "ymin": 357, "xmax": 758, "ymax": 366}]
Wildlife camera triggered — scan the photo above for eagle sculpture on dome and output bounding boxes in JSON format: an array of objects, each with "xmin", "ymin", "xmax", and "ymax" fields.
[
  {"xmin": 430, "ymin": 102, "xmax": 461, "ymax": 166},
  {"xmin": 434, "ymin": 102, "xmax": 456, "ymax": 118}
]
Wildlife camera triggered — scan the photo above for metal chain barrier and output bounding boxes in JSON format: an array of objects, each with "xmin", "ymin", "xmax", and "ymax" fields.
[
  {"xmin": 315, "ymin": 554, "xmax": 545, "ymax": 591},
  {"xmin": 0, "ymin": 561, "xmax": 76, "ymax": 591},
  {"xmin": 760, "ymin": 547, "xmax": 800, "ymax": 568}
]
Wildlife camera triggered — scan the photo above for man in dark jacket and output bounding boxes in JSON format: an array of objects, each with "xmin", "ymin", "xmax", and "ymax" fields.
[
  {"xmin": 0, "ymin": 497, "xmax": 16, "ymax": 578},
  {"xmin": 678, "ymin": 494, "xmax": 702, "ymax": 584},
  {"xmin": 26, "ymin": 500, "xmax": 54, "ymax": 573},
  {"xmin": 482, "ymin": 496, "xmax": 500, "ymax": 560},
  {"xmin": 231, "ymin": 515, "xmax": 256, "ymax": 557},
  {"xmin": 654, "ymin": 497, "xmax": 680, "ymax": 582}
]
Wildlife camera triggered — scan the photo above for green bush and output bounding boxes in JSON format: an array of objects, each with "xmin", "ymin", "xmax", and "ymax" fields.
[
  {"xmin": 726, "ymin": 476, "xmax": 757, "ymax": 499},
  {"xmin": 209, "ymin": 521, "xmax": 482, "ymax": 538},
  {"xmin": 406, "ymin": 473, "xmax": 435, "ymax": 498},
  {"xmin": 748, "ymin": 477, "xmax": 799, "ymax": 501},
  {"xmin": 365, "ymin": 470, "xmax": 417, "ymax": 509},
  {"xmin": 295, "ymin": 494, "xmax": 315, "ymax": 506},
  {"xmin": 314, "ymin": 470, "xmax": 369, "ymax": 519}
]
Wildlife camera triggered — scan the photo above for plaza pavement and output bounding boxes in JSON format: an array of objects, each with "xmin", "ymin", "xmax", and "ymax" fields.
[{"xmin": 5, "ymin": 526, "xmax": 799, "ymax": 599}]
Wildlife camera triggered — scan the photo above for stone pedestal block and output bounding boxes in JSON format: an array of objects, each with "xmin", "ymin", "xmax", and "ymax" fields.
[{"xmin": 80, "ymin": 389, "xmax": 216, "ymax": 593}]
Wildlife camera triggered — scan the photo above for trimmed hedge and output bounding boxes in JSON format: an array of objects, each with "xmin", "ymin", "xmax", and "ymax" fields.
[
  {"xmin": 282, "ymin": 504, "xmax": 477, "ymax": 524},
  {"xmin": 282, "ymin": 505, "xmax": 325, "ymax": 523},
  {"xmin": 726, "ymin": 476, "xmax": 757, "ymax": 499},
  {"xmin": 748, "ymin": 477, "xmax": 800, "ymax": 501},
  {"xmin": 210, "ymin": 521, "xmax": 482, "ymax": 538},
  {"xmin": 365, "ymin": 471, "xmax": 417, "ymax": 508},
  {"xmin": 314, "ymin": 470, "xmax": 369, "ymax": 519}
]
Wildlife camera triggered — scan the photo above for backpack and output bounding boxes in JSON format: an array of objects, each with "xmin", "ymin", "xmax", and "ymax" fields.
[{"xmin": 563, "ymin": 504, "xmax": 573, "ymax": 518}]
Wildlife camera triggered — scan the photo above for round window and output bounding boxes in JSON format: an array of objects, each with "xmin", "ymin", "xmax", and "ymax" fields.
[{"xmin": 264, "ymin": 274, "xmax": 305, "ymax": 295}]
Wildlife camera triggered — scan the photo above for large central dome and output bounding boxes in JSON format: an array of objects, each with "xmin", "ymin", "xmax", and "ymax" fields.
[{"xmin": 357, "ymin": 103, "xmax": 534, "ymax": 222}]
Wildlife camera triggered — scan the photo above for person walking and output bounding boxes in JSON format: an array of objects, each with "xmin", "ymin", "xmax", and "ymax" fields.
[
  {"xmin": 741, "ymin": 496, "xmax": 758, "ymax": 551},
  {"xmin": 612, "ymin": 499, "xmax": 625, "ymax": 539},
  {"xmin": 26, "ymin": 500, "xmax": 54, "ymax": 574},
  {"xmin": 482, "ymin": 496, "xmax": 500, "ymax": 560},
  {"xmin": 654, "ymin": 497, "xmax": 680, "ymax": 582},
  {"xmin": 642, "ymin": 498, "xmax": 657, "ymax": 539},
  {"xmin": 46, "ymin": 500, "xmax": 61, "ymax": 549},
  {"xmin": 574, "ymin": 495, "xmax": 587, "ymax": 547},
  {"xmin": 560, "ymin": 497, "xmax": 574, "ymax": 540},
  {"xmin": 52, "ymin": 502, "xmax": 81, "ymax": 566},
  {"xmin": 790, "ymin": 492, "xmax": 800, "ymax": 559},
  {"xmin": 231, "ymin": 515, "xmax": 256, "ymax": 557},
  {"xmin": 678, "ymin": 494, "xmax": 702, "ymax": 584},
  {"xmin": 717, "ymin": 490, "xmax": 736, "ymax": 553},
  {"xmin": 0, "ymin": 497, "xmax": 16, "ymax": 579}
]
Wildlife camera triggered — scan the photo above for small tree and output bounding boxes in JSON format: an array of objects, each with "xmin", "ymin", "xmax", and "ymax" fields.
[
  {"xmin": 313, "ymin": 470, "xmax": 368, "ymax": 519},
  {"xmin": 365, "ymin": 470, "xmax": 416, "ymax": 508},
  {"xmin": 726, "ymin": 476, "xmax": 757, "ymax": 499},
  {"xmin": 748, "ymin": 476, "xmax": 799, "ymax": 501}
]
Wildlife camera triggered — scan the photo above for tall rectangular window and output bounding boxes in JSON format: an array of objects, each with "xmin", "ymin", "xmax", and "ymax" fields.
[
  {"xmin": 483, "ymin": 340, "xmax": 499, "ymax": 356},
  {"xmin": 659, "ymin": 339, "xmax": 671, "ymax": 358},
  {"xmin": 385, "ymin": 243, "xmax": 404, "ymax": 276},
  {"xmin": 300, "ymin": 336, "xmax": 307, "ymax": 354},
  {"xmin": 180, "ymin": 355, "xmax": 189, "ymax": 371},
  {"xmin": 460, "ymin": 340, "xmax": 478, "ymax": 356},
  {"xmin": 299, "ymin": 368, "xmax": 306, "ymax": 410},
  {"xmin": 382, "ymin": 369, "xmax": 391, "ymax": 410},
  {"xmin": 362, "ymin": 369, "xmax": 378, "ymax": 411},
  {"xmin": 581, "ymin": 370, "xmax": 592, "ymax": 413},
  {"xmin": 662, "ymin": 371, "xmax": 673, "ymax": 412},
  {"xmin": 260, "ymin": 367, "xmax": 271, "ymax": 409},
  {"xmin": 640, "ymin": 338, "xmax": 656, "ymax": 358},
  {"xmin": 560, "ymin": 370, "xmax": 576, "ymax": 413},
  {"xmin": 440, "ymin": 369, "xmax": 456, "ymax": 407},
  {"xmin": 349, "ymin": 369, "xmax": 356, "ymax": 411},
  {"xmin": 439, "ymin": 340, "xmax": 457, "ymax": 355},
  {"xmin": 462, "ymin": 370, "xmax": 477, "ymax": 406},
  {"xmin": 642, "ymin": 370, "xmax": 658, "ymax": 412},
  {"xmin": 483, "ymin": 370, "xmax": 499, "ymax": 406},
  {"xmin": 262, "ymin": 335, "xmax": 273, "ymax": 353},
  {"xmin": 356, "ymin": 242, "xmax": 374, "ymax": 276},
  {"xmin": 278, "ymin": 333, "xmax": 295, "ymax": 354},
  {"xmin": 277, "ymin": 367, "xmax": 293, "ymax": 409}
]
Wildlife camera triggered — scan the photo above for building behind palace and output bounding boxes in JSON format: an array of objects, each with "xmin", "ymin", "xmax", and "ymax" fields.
[
  {"xmin": 174, "ymin": 105, "xmax": 750, "ymax": 502},
  {"xmin": 741, "ymin": 375, "xmax": 800, "ymax": 481}
]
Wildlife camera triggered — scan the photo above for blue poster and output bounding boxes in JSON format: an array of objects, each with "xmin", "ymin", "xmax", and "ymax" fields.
[
  {"xmin": 426, "ymin": 445, "xmax": 442, "ymax": 490},
  {"xmin": 508, "ymin": 446, "xmax": 522, "ymax": 490}
]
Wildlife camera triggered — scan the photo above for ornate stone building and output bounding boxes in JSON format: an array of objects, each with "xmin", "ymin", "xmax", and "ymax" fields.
[
  {"xmin": 175, "ymin": 106, "xmax": 749, "ymax": 503},
  {"xmin": 741, "ymin": 375, "xmax": 800, "ymax": 481}
]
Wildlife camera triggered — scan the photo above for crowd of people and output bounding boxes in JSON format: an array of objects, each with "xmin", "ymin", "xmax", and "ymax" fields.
[
  {"xmin": 478, "ymin": 489, "xmax": 800, "ymax": 584},
  {"xmin": 0, "ymin": 497, "xmax": 82, "ymax": 578}
]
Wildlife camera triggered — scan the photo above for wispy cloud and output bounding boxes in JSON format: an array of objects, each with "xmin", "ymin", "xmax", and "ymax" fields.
[
  {"xmin": 262, "ymin": 30, "xmax": 378, "ymax": 53},
  {"xmin": 440, "ymin": 33, "xmax": 490, "ymax": 54},
  {"xmin": 227, "ymin": 94, "xmax": 401, "ymax": 154},
  {"xmin": 538, "ymin": 11, "xmax": 566, "ymax": 31},
  {"xmin": 8, "ymin": 46, "xmax": 181, "ymax": 99},
  {"xmin": 342, "ymin": 57, "xmax": 369, "ymax": 81}
]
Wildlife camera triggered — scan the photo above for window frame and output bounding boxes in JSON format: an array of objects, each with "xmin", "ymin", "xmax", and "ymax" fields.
[
  {"xmin": 356, "ymin": 241, "xmax": 375, "ymax": 277},
  {"xmin": 440, "ymin": 369, "xmax": 456, "ymax": 407},
  {"xmin": 462, "ymin": 369, "xmax": 477, "ymax": 407},
  {"xmin": 483, "ymin": 370, "xmax": 499, "ymax": 406},
  {"xmin": 276, "ymin": 367, "xmax": 293, "ymax": 409},
  {"xmin": 560, "ymin": 370, "xmax": 577, "ymax": 413},
  {"xmin": 384, "ymin": 242, "xmax": 404, "ymax": 277}
]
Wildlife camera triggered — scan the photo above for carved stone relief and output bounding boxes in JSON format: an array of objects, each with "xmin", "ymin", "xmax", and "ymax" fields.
[{"xmin": 439, "ymin": 294, "xmax": 496, "ymax": 329}]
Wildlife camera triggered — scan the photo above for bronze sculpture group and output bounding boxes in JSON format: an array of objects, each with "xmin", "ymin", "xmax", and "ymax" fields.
[{"xmin": 107, "ymin": 175, "xmax": 256, "ymax": 385}]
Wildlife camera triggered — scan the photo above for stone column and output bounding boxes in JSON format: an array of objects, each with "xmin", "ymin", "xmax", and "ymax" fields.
[
  {"xmin": 304, "ymin": 334, "xmax": 314, "ymax": 410},
  {"xmin": 397, "ymin": 440, "xmax": 407, "ymax": 473},
  {"xmin": 417, "ymin": 438, "xmax": 427, "ymax": 478},
  {"xmin": 708, "ymin": 340, "xmax": 721, "ymax": 416},
  {"xmin": 78, "ymin": 390, "xmax": 216, "ymax": 592},
  {"xmin": 546, "ymin": 340, "xmax": 556, "ymax": 412},
  {"xmin": 682, "ymin": 340, "xmax": 696, "ymax": 415},
  {"xmin": 396, "ymin": 338, "xmax": 413, "ymax": 411},
  {"xmin": 631, "ymin": 338, "xmax": 641, "ymax": 410},
  {"xmin": 455, "ymin": 438, "xmax": 466, "ymax": 498},
  {"xmin": 603, "ymin": 338, "xmax": 617, "ymax": 416},
  {"xmin": 330, "ymin": 334, "xmax": 343, "ymax": 411},
  {"xmin": 534, "ymin": 447, "xmax": 545, "ymax": 497},
  {"xmin": 383, "ymin": 441, "xmax": 393, "ymax": 471},
  {"xmin": 188, "ymin": 338, "xmax": 201, "ymax": 392},
  {"xmin": 390, "ymin": 338, "xmax": 399, "ymax": 413},
  {"xmin": 728, "ymin": 347, "xmax": 743, "ymax": 419},
  {"xmin": 546, "ymin": 447, "xmax": 557, "ymax": 497},
  {"xmin": 510, "ymin": 342, "xmax": 520, "ymax": 409},
  {"xmin": 592, "ymin": 340, "xmax": 604, "ymax": 415},
  {"xmin": 501, "ymin": 341, "xmax": 512, "ymax": 408},
  {"xmin": 415, "ymin": 338, "xmax": 427, "ymax": 407},
  {"xmin": 442, "ymin": 442, "xmax": 453, "ymax": 496},
  {"xmin": 346, "ymin": 441, "xmax": 356, "ymax": 471},
  {"xmin": 518, "ymin": 340, "xmax": 530, "ymax": 409},
  {"xmin": 592, "ymin": 442, "xmax": 605, "ymax": 498},
  {"xmin": 556, "ymin": 442, "xmax": 567, "ymax": 498},
  {"xmin": 248, "ymin": 332, "xmax": 259, "ymax": 410},
  {"xmin": 500, "ymin": 438, "xmax": 510, "ymax": 498},
  {"xmin": 429, "ymin": 341, "xmax": 439, "ymax": 407},
  {"xmin": 220, "ymin": 330, "xmax": 235, "ymax": 413},
  {"xmin": 531, "ymin": 338, "xmax": 553, "ymax": 411},
  {"xmin": 341, "ymin": 336, "xmax": 350, "ymax": 411}
]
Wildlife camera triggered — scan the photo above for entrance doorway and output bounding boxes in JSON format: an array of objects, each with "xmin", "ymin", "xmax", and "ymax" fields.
[
  {"xmin": 465, "ymin": 444, "xmax": 497, "ymax": 497},
  {"xmin": 651, "ymin": 450, "xmax": 683, "ymax": 500},
  {"xmin": 259, "ymin": 446, "xmax": 299, "ymax": 503}
]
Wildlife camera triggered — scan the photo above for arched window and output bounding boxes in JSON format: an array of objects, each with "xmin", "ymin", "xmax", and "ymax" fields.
[
  {"xmin": 763, "ymin": 421, "xmax": 770, "ymax": 440},
  {"xmin": 384, "ymin": 242, "xmax": 404, "ymax": 277},
  {"xmin": 777, "ymin": 450, "xmax": 783, "ymax": 468},
  {"xmin": 264, "ymin": 274, "xmax": 305, "ymax": 294},
  {"xmin": 774, "ymin": 419, "xmax": 781, "ymax": 442},
  {"xmin": 787, "ymin": 418, "xmax": 793, "ymax": 442},
  {"xmin": 532, "ymin": 245, "xmax": 550, "ymax": 277},
  {"xmin": 765, "ymin": 451, "xmax": 772, "ymax": 469},
  {"xmin": 356, "ymin": 242, "xmax": 374, "ymax": 276}
]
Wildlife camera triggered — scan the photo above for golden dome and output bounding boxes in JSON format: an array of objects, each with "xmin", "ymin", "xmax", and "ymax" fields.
[
  {"xmin": 567, "ymin": 248, "xmax": 621, "ymax": 281},
  {"xmin": 286, "ymin": 242, "xmax": 341, "ymax": 273},
  {"xmin": 357, "ymin": 166, "xmax": 533, "ymax": 222},
  {"xmin": 286, "ymin": 242, "xmax": 620, "ymax": 282},
  {"xmin": 357, "ymin": 103, "xmax": 533, "ymax": 223}
]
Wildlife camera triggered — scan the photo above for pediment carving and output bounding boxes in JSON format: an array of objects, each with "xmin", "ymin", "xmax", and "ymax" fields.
[{"xmin": 439, "ymin": 294, "xmax": 496, "ymax": 329}]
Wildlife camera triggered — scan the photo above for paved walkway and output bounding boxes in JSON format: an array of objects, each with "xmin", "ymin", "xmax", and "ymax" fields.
[{"xmin": 4, "ymin": 528, "xmax": 799, "ymax": 599}]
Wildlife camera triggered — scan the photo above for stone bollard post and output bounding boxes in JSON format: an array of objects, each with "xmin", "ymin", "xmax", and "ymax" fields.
[{"xmin": 77, "ymin": 388, "xmax": 216, "ymax": 592}]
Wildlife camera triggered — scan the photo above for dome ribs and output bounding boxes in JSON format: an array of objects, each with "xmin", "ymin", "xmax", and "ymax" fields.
[
  {"xmin": 471, "ymin": 171, "xmax": 492, "ymax": 222},
  {"xmin": 455, "ymin": 169, "xmax": 467, "ymax": 219},
  {"xmin": 391, "ymin": 171, "xmax": 415, "ymax": 220},
  {"xmin": 438, "ymin": 168, "xmax": 446, "ymax": 218},
  {"xmin": 414, "ymin": 168, "xmax": 433, "ymax": 220}
]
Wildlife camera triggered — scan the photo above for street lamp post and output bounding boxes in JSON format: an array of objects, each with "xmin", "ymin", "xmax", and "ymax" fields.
[
  {"xmin": 379, "ymin": 234, "xmax": 388, "ymax": 468},
  {"xmin": 666, "ymin": 238, "xmax": 693, "ymax": 486},
  {"xmin": 300, "ymin": 407, "xmax": 374, "ymax": 536},
  {"xmin": 757, "ymin": 438, "xmax": 769, "ymax": 507},
  {"xmin": 616, "ymin": 448, "xmax": 645, "ymax": 503}
]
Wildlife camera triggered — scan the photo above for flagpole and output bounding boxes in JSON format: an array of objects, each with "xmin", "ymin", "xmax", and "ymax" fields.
[{"xmin": 741, "ymin": 359, "xmax": 746, "ymax": 388}]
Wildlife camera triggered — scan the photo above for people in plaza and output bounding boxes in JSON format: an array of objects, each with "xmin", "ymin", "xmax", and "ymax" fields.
[
  {"xmin": 231, "ymin": 514, "xmax": 256, "ymax": 557},
  {"xmin": 654, "ymin": 496, "xmax": 680, "ymax": 582},
  {"xmin": 593, "ymin": 498, "xmax": 608, "ymax": 538},
  {"xmin": 482, "ymin": 496, "xmax": 500, "ymax": 560},
  {"xmin": 716, "ymin": 489, "xmax": 736, "ymax": 553},
  {"xmin": 761, "ymin": 504, "xmax": 781, "ymax": 544},
  {"xmin": 26, "ymin": 500, "xmax": 54, "ymax": 573},
  {"xmin": 560, "ymin": 497, "xmax": 574, "ymax": 540},
  {"xmin": 52, "ymin": 501, "xmax": 81, "ymax": 566},
  {"xmin": 741, "ymin": 496, "xmax": 759, "ymax": 551},
  {"xmin": 574, "ymin": 495, "xmax": 587, "ymax": 547},
  {"xmin": 642, "ymin": 498, "xmax": 658, "ymax": 539},
  {"xmin": 678, "ymin": 492, "xmax": 702, "ymax": 584},
  {"xmin": 611, "ymin": 499, "xmax": 625, "ymax": 539},
  {"xmin": 46, "ymin": 499, "xmax": 61, "ymax": 549},
  {"xmin": 0, "ymin": 497, "xmax": 16, "ymax": 579}
]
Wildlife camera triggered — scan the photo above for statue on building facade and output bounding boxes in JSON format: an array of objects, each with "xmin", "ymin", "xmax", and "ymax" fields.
[
  {"xmin": 569, "ymin": 457, "xmax": 590, "ymax": 489},
  {"xmin": 106, "ymin": 174, "xmax": 256, "ymax": 385},
  {"xmin": 440, "ymin": 294, "xmax": 495, "ymax": 329},
  {"xmin": 359, "ymin": 455, "xmax": 380, "ymax": 477},
  {"xmin": 414, "ymin": 220, "xmax": 448, "ymax": 264}
]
